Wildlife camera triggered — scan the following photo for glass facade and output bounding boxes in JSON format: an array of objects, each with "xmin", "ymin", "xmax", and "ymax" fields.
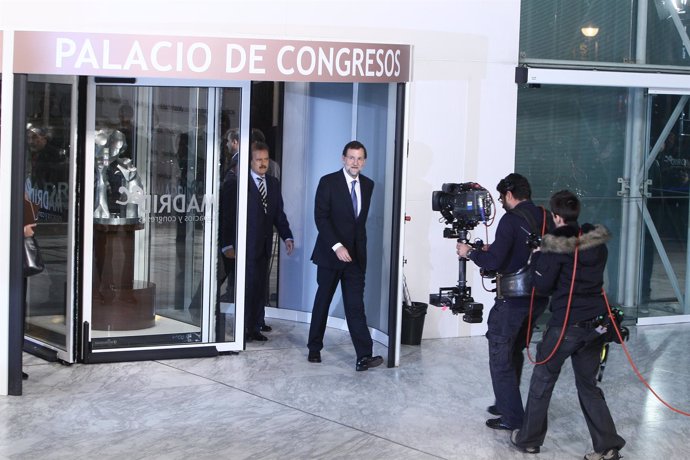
[
  {"xmin": 515, "ymin": 85, "xmax": 629, "ymax": 310},
  {"xmin": 520, "ymin": 0, "xmax": 634, "ymax": 64},
  {"xmin": 520, "ymin": 0, "xmax": 690, "ymax": 69},
  {"xmin": 518, "ymin": 2, "xmax": 690, "ymax": 322},
  {"xmin": 641, "ymin": 93, "xmax": 690, "ymax": 317}
]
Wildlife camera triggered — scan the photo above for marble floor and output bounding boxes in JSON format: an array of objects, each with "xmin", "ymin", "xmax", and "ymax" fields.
[{"xmin": 3, "ymin": 320, "xmax": 690, "ymax": 459}]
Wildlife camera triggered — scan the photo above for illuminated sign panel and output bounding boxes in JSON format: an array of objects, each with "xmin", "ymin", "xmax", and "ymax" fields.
[{"xmin": 13, "ymin": 31, "xmax": 411, "ymax": 83}]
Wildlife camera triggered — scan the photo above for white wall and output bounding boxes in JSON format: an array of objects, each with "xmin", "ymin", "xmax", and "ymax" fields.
[{"xmin": 0, "ymin": 0, "xmax": 521, "ymax": 345}]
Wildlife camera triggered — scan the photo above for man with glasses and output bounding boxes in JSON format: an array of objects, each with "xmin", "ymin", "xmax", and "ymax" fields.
[{"xmin": 456, "ymin": 173, "xmax": 550, "ymax": 432}]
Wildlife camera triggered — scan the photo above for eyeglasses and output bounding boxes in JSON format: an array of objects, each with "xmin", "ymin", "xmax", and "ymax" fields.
[{"xmin": 498, "ymin": 194, "xmax": 505, "ymax": 203}]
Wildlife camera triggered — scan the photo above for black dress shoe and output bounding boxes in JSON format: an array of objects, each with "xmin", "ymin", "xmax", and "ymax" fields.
[
  {"xmin": 486, "ymin": 417, "xmax": 514, "ymax": 431},
  {"xmin": 260, "ymin": 324, "xmax": 272, "ymax": 332},
  {"xmin": 22, "ymin": 372, "xmax": 28, "ymax": 380},
  {"xmin": 251, "ymin": 331, "xmax": 268, "ymax": 341},
  {"xmin": 308, "ymin": 351, "xmax": 321, "ymax": 363},
  {"xmin": 355, "ymin": 355, "xmax": 383, "ymax": 371},
  {"xmin": 487, "ymin": 404, "xmax": 501, "ymax": 416}
]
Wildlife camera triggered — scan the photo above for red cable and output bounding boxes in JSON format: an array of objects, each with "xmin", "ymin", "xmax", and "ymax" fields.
[
  {"xmin": 601, "ymin": 289, "xmax": 690, "ymax": 416},
  {"xmin": 522, "ymin": 221, "xmax": 689, "ymax": 415},
  {"xmin": 526, "ymin": 215, "xmax": 578, "ymax": 365},
  {"xmin": 526, "ymin": 236, "xmax": 579, "ymax": 364}
]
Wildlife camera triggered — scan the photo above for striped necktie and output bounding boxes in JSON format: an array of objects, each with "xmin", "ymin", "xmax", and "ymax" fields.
[{"xmin": 258, "ymin": 176, "xmax": 267, "ymax": 213}]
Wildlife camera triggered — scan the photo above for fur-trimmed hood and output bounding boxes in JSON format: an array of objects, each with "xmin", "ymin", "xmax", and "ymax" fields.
[{"xmin": 540, "ymin": 223, "xmax": 610, "ymax": 254}]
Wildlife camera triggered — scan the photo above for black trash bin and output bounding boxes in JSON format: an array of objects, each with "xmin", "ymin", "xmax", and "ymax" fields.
[{"xmin": 401, "ymin": 301, "xmax": 428, "ymax": 345}]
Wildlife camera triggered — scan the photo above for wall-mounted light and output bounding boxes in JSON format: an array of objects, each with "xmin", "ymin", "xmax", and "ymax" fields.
[{"xmin": 581, "ymin": 25, "xmax": 600, "ymax": 38}]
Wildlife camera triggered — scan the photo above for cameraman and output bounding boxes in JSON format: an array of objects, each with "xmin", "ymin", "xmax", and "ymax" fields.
[
  {"xmin": 456, "ymin": 173, "xmax": 549, "ymax": 431},
  {"xmin": 510, "ymin": 190, "xmax": 625, "ymax": 459}
]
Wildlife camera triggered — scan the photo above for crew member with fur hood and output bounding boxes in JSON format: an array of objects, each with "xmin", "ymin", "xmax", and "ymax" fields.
[
  {"xmin": 511, "ymin": 190, "xmax": 626, "ymax": 460},
  {"xmin": 534, "ymin": 218, "xmax": 611, "ymax": 327}
]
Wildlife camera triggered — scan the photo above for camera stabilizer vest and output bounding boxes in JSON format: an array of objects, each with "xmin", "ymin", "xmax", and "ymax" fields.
[{"xmin": 495, "ymin": 205, "xmax": 544, "ymax": 299}]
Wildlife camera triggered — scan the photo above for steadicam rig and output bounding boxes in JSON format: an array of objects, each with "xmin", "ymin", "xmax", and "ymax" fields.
[{"xmin": 430, "ymin": 182, "xmax": 493, "ymax": 323}]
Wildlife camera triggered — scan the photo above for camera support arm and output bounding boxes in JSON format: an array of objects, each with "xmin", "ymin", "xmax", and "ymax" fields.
[{"xmin": 433, "ymin": 229, "xmax": 484, "ymax": 323}]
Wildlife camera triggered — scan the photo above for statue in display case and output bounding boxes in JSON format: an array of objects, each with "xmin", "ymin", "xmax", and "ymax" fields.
[
  {"xmin": 94, "ymin": 129, "xmax": 144, "ymax": 223},
  {"xmin": 92, "ymin": 128, "xmax": 156, "ymax": 331}
]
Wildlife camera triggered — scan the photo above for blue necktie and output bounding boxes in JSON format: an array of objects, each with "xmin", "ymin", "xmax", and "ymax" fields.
[{"xmin": 351, "ymin": 180, "xmax": 358, "ymax": 217}]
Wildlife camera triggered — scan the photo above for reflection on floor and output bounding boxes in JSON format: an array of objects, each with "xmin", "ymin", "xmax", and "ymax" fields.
[
  {"xmin": 6, "ymin": 320, "xmax": 690, "ymax": 459},
  {"xmin": 90, "ymin": 313, "xmax": 200, "ymax": 338}
]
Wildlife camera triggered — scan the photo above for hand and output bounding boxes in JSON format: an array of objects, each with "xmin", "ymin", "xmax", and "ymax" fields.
[
  {"xmin": 456, "ymin": 242, "xmax": 471, "ymax": 258},
  {"xmin": 335, "ymin": 246, "xmax": 352, "ymax": 262},
  {"xmin": 23, "ymin": 223, "xmax": 36, "ymax": 238},
  {"xmin": 284, "ymin": 239, "xmax": 295, "ymax": 256},
  {"xmin": 223, "ymin": 247, "xmax": 236, "ymax": 259}
]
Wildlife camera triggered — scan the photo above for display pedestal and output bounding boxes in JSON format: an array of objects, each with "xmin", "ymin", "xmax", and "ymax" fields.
[{"xmin": 92, "ymin": 222, "xmax": 156, "ymax": 330}]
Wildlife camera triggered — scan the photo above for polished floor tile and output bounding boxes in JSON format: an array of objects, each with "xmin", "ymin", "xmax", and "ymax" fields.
[{"xmin": 4, "ymin": 320, "xmax": 690, "ymax": 459}]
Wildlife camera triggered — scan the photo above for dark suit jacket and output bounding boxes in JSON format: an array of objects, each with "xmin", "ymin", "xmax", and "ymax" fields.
[
  {"xmin": 311, "ymin": 169, "xmax": 374, "ymax": 271},
  {"xmin": 221, "ymin": 172, "xmax": 293, "ymax": 260}
]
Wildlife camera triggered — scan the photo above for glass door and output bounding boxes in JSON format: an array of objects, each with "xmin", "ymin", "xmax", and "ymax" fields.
[
  {"xmin": 82, "ymin": 79, "xmax": 248, "ymax": 358},
  {"xmin": 22, "ymin": 75, "xmax": 79, "ymax": 363},
  {"xmin": 639, "ymin": 92, "xmax": 690, "ymax": 321}
]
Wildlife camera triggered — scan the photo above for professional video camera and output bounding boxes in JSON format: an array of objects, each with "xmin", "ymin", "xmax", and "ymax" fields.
[
  {"xmin": 432, "ymin": 182, "xmax": 493, "ymax": 237},
  {"xmin": 430, "ymin": 182, "xmax": 493, "ymax": 323}
]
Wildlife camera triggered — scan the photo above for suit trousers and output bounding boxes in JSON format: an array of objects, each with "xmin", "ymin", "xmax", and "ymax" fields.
[
  {"xmin": 308, "ymin": 263, "xmax": 373, "ymax": 360},
  {"xmin": 515, "ymin": 325, "xmax": 626, "ymax": 452},
  {"xmin": 245, "ymin": 254, "xmax": 268, "ymax": 334}
]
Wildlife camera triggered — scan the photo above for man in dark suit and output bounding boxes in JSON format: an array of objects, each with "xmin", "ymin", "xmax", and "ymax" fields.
[
  {"xmin": 221, "ymin": 141, "xmax": 294, "ymax": 342},
  {"xmin": 307, "ymin": 140, "xmax": 383, "ymax": 371}
]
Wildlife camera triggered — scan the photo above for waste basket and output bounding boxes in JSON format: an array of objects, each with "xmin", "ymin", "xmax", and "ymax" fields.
[{"xmin": 401, "ymin": 301, "xmax": 428, "ymax": 345}]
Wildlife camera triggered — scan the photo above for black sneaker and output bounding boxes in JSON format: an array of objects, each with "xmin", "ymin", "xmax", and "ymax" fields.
[
  {"xmin": 487, "ymin": 404, "xmax": 501, "ymax": 416},
  {"xmin": 584, "ymin": 448, "xmax": 621, "ymax": 460},
  {"xmin": 510, "ymin": 429, "xmax": 540, "ymax": 454}
]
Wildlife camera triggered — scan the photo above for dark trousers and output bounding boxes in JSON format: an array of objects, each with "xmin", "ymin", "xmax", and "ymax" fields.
[
  {"xmin": 486, "ymin": 298, "xmax": 546, "ymax": 428},
  {"xmin": 516, "ymin": 325, "xmax": 626, "ymax": 452},
  {"xmin": 307, "ymin": 263, "xmax": 373, "ymax": 360},
  {"xmin": 245, "ymin": 255, "xmax": 269, "ymax": 334}
]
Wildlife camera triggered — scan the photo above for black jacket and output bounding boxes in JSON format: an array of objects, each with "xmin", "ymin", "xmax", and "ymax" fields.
[
  {"xmin": 469, "ymin": 200, "xmax": 548, "ymax": 274},
  {"xmin": 220, "ymin": 171, "xmax": 293, "ymax": 260},
  {"xmin": 531, "ymin": 223, "xmax": 610, "ymax": 327},
  {"xmin": 311, "ymin": 170, "xmax": 374, "ymax": 271}
]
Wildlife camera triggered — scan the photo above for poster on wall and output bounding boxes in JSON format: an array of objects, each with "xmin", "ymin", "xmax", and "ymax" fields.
[{"xmin": 13, "ymin": 31, "xmax": 411, "ymax": 83}]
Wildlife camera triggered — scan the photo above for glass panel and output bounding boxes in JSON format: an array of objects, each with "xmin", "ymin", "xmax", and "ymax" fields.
[
  {"xmin": 24, "ymin": 80, "xmax": 72, "ymax": 349},
  {"xmin": 216, "ymin": 88, "xmax": 242, "ymax": 342},
  {"xmin": 646, "ymin": 0, "xmax": 690, "ymax": 67},
  {"xmin": 91, "ymin": 85, "xmax": 214, "ymax": 348},
  {"xmin": 515, "ymin": 85, "xmax": 629, "ymax": 317},
  {"xmin": 640, "ymin": 93, "xmax": 690, "ymax": 317},
  {"xmin": 519, "ymin": 0, "xmax": 634, "ymax": 64}
]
